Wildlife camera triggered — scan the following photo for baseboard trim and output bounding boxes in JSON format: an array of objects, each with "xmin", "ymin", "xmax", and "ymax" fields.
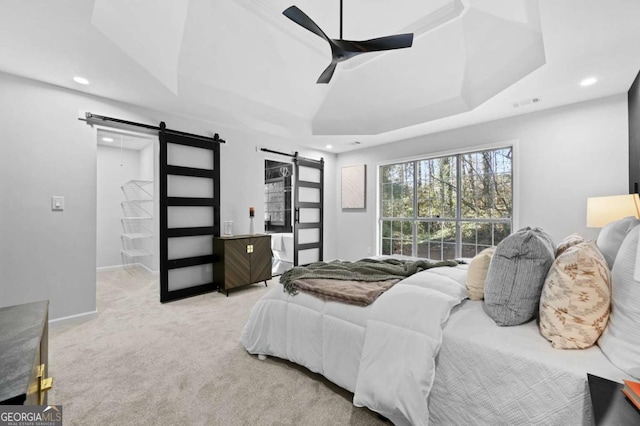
[
  {"xmin": 96, "ymin": 264, "xmax": 124, "ymax": 273},
  {"xmin": 49, "ymin": 310, "xmax": 98, "ymax": 329},
  {"xmin": 137, "ymin": 263, "xmax": 159, "ymax": 276},
  {"xmin": 97, "ymin": 263, "xmax": 159, "ymax": 276}
]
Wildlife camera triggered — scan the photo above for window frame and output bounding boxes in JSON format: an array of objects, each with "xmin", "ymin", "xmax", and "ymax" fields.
[{"xmin": 376, "ymin": 141, "xmax": 519, "ymax": 258}]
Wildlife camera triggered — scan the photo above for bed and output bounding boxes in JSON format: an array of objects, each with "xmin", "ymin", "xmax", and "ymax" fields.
[
  {"xmin": 241, "ymin": 260, "xmax": 468, "ymax": 425},
  {"xmin": 240, "ymin": 255, "xmax": 629, "ymax": 425}
]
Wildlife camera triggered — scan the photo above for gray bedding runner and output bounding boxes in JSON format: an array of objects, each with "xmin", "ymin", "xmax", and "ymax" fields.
[
  {"xmin": 280, "ymin": 258, "xmax": 459, "ymax": 302},
  {"xmin": 293, "ymin": 278, "xmax": 400, "ymax": 306}
]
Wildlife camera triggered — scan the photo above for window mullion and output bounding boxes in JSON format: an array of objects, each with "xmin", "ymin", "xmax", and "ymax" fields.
[
  {"xmin": 413, "ymin": 160, "xmax": 418, "ymax": 257},
  {"xmin": 455, "ymin": 154, "xmax": 462, "ymax": 258}
]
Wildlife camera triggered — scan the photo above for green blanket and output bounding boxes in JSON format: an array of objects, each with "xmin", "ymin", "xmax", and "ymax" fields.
[{"xmin": 280, "ymin": 258, "xmax": 459, "ymax": 295}]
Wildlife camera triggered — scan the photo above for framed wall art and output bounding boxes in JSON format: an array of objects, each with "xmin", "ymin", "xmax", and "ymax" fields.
[{"xmin": 341, "ymin": 164, "xmax": 366, "ymax": 209}]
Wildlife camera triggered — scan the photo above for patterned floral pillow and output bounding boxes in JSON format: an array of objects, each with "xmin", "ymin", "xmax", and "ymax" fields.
[
  {"xmin": 539, "ymin": 241, "xmax": 611, "ymax": 349},
  {"xmin": 555, "ymin": 233, "xmax": 585, "ymax": 258}
]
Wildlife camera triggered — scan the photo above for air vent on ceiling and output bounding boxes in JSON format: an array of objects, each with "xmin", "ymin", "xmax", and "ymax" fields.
[{"xmin": 511, "ymin": 96, "xmax": 542, "ymax": 109}]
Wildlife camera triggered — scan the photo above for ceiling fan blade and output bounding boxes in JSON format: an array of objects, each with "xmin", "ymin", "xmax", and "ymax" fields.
[
  {"xmin": 317, "ymin": 61, "xmax": 338, "ymax": 84},
  {"xmin": 345, "ymin": 33, "xmax": 414, "ymax": 53},
  {"xmin": 283, "ymin": 6, "xmax": 329, "ymax": 42},
  {"xmin": 283, "ymin": 6, "xmax": 414, "ymax": 84}
]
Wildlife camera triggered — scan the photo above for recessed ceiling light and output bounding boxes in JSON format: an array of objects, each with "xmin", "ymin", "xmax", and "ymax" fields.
[
  {"xmin": 580, "ymin": 77, "xmax": 597, "ymax": 87},
  {"xmin": 102, "ymin": 137, "xmax": 114, "ymax": 142},
  {"xmin": 326, "ymin": 145, "xmax": 333, "ymax": 149},
  {"xmin": 73, "ymin": 76, "xmax": 89, "ymax": 85}
]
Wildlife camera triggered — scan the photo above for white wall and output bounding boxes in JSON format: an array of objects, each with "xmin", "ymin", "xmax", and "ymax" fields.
[
  {"xmin": 334, "ymin": 94, "xmax": 629, "ymax": 261},
  {"xmin": 138, "ymin": 142, "xmax": 158, "ymax": 272},
  {"xmin": 139, "ymin": 143, "xmax": 154, "ymax": 181},
  {"xmin": 0, "ymin": 70, "xmax": 626, "ymax": 318},
  {"xmin": 0, "ymin": 72, "xmax": 337, "ymax": 320},
  {"xmin": 96, "ymin": 143, "xmax": 157, "ymax": 272},
  {"xmin": 96, "ymin": 145, "xmax": 141, "ymax": 268}
]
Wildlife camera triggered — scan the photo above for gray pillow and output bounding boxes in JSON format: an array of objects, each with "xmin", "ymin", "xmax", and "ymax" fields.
[
  {"xmin": 596, "ymin": 216, "xmax": 640, "ymax": 269},
  {"xmin": 484, "ymin": 227, "xmax": 555, "ymax": 326}
]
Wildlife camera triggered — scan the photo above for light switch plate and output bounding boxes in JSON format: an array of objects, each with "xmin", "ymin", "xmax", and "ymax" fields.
[{"xmin": 51, "ymin": 196, "xmax": 64, "ymax": 211}]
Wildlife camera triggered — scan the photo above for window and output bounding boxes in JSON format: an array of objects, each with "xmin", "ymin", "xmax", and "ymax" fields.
[
  {"xmin": 265, "ymin": 178, "xmax": 286, "ymax": 225},
  {"xmin": 264, "ymin": 160, "xmax": 293, "ymax": 233},
  {"xmin": 380, "ymin": 147, "xmax": 512, "ymax": 260}
]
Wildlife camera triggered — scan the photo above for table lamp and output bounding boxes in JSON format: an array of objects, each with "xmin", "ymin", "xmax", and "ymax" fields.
[{"xmin": 586, "ymin": 194, "xmax": 640, "ymax": 228}]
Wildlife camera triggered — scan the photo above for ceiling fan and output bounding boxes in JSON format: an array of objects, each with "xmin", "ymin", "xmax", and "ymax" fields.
[{"xmin": 283, "ymin": 2, "xmax": 414, "ymax": 84}]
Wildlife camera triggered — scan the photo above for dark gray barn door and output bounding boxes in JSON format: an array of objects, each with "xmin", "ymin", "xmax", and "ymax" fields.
[
  {"xmin": 159, "ymin": 123, "xmax": 221, "ymax": 302},
  {"xmin": 293, "ymin": 155, "xmax": 324, "ymax": 266}
]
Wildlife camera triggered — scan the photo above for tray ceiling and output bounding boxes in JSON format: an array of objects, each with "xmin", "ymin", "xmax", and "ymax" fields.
[{"xmin": 0, "ymin": 0, "xmax": 639, "ymax": 152}]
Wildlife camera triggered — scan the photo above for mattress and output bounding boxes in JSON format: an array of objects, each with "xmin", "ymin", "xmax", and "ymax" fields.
[{"xmin": 429, "ymin": 300, "xmax": 628, "ymax": 426}]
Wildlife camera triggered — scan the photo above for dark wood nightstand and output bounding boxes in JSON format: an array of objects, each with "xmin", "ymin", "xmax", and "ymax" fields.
[
  {"xmin": 588, "ymin": 374, "xmax": 640, "ymax": 425},
  {"xmin": 212, "ymin": 234, "xmax": 272, "ymax": 296}
]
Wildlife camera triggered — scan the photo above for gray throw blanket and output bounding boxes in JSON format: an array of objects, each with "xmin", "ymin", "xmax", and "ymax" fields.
[{"xmin": 280, "ymin": 258, "xmax": 459, "ymax": 296}]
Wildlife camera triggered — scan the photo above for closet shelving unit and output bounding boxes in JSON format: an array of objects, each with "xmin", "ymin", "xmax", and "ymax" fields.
[{"xmin": 120, "ymin": 180, "xmax": 154, "ymax": 266}]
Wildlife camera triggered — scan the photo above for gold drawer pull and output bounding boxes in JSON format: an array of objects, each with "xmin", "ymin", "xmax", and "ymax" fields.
[
  {"xmin": 38, "ymin": 377, "xmax": 53, "ymax": 405},
  {"xmin": 247, "ymin": 244, "xmax": 254, "ymax": 253},
  {"xmin": 41, "ymin": 377, "xmax": 53, "ymax": 392},
  {"xmin": 37, "ymin": 364, "xmax": 53, "ymax": 404}
]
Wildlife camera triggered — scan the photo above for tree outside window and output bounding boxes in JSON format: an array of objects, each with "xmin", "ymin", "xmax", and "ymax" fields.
[{"xmin": 379, "ymin": 147, "xmax": 512, "ymax": 260}]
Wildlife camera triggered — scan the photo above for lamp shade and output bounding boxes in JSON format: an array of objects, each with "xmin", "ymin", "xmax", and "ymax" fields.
[{"xmin": 586, "ymin": 194, "xmax": 640, "ymax": 228}]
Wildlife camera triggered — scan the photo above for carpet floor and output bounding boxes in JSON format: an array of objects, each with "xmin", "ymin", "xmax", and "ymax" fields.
[{"xmin": 48, "ymin": 268, "xmax": 386, "ymax": 425}]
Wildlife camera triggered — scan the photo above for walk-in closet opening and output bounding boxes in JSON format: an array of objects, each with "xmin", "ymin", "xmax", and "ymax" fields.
[{"xmin": 96, "ymin": 128, "xmax": 159, "ymax": 275}]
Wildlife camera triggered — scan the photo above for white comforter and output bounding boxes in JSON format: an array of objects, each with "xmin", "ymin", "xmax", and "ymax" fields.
[{"xmin": 240, "ymin": 264, "xmax": 468, "ymax": 425}]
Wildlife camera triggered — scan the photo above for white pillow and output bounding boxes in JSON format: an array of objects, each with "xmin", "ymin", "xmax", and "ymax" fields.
[
  {"xmin": 596, "ymin": 216, "xmax": 640, "ymax": 269},
  {"xmin": 466, "ymin": 247, "xmax": 495, "ymax": 300},
  {"xmin": 598, "ymin": 225, "xmax": 640, "ymax": 379}
]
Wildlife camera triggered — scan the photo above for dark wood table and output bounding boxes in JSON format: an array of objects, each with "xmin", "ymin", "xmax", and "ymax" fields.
[
  {"xmin": 0, "ymin": 300, "xmax": 50, "ymax": 405},
  {"xmin": 588, "ymin": 374, "xmax": 640, "ymax": 425}
]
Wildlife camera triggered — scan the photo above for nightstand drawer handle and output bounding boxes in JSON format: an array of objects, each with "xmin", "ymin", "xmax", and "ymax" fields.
[
  {"xmin": 41, "ymin": 377, "xmax": 53, "ymax": 392},
  {"xmin": 247, "ymin": 244, "xmax": 254, "ymax": 253},
  {"xmin": 37, "ymin": 364, "xmax": 53, "ymax": 405}
]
